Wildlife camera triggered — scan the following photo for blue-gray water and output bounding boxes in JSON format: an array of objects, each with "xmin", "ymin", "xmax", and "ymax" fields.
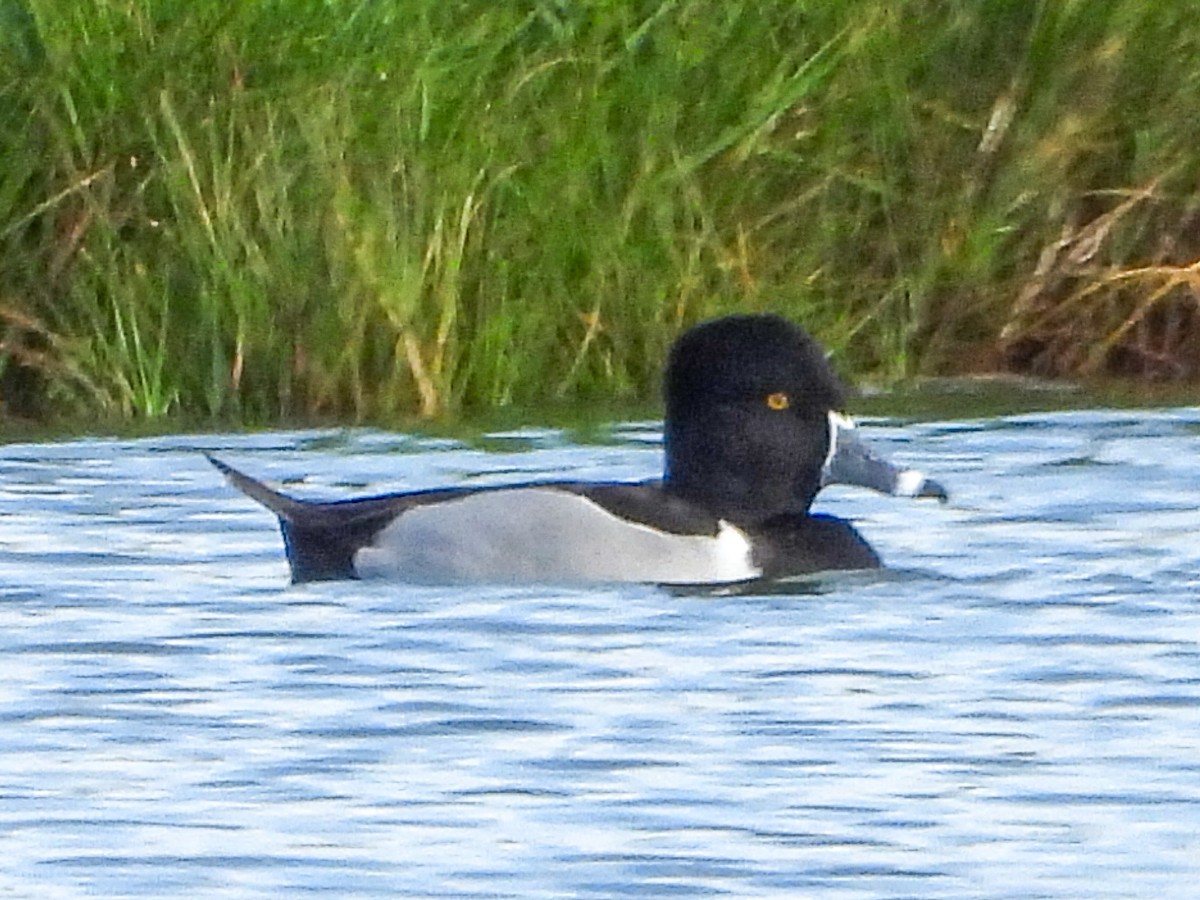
[{"xmin": 2, "ymin": 408, "xmax": 1199, "ymax": 898}]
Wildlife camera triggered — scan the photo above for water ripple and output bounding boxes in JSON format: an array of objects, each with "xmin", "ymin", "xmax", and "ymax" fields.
[{"xmin": 1, "ymin": 409, "xmax": 1199, "ymax": 897}]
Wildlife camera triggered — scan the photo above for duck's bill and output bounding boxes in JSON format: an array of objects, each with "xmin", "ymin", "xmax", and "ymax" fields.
[{"xmin": 820, "ymin": 412, "xmax": 948, "ymax": 502}]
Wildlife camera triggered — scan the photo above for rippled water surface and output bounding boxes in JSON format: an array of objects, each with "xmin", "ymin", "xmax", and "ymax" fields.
[{"xmin": 2, "ymin": 408, "xmax": 1200, "ymax": 898}]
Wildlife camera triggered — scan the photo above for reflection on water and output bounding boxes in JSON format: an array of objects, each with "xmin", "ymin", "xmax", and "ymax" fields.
[{"xmin": 1, "ymin": 409, "xmax": 1199, "ymax": 897}]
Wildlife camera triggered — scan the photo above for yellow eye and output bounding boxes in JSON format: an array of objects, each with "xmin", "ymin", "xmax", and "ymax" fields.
[{"xmin": 765, "ymin": 391, "xmax": 790, "ymax": 411}]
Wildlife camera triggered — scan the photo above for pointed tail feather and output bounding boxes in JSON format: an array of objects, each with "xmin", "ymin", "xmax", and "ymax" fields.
[
  {"xmin": 206, "ymin": 453, "xmax": 307, "ymax": 522},
  {"xmin": 207, "ymin": 453, "xmax": 404, "ymax": 582}
]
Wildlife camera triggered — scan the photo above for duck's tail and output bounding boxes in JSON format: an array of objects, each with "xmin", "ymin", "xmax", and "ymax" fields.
[
  {"xmin": 207, "ymin": 454, "xmax": 397, "ymax": 582},
  {"xmin": 205, "ymin": 453, "xmax": 308, "ymax": 522}
]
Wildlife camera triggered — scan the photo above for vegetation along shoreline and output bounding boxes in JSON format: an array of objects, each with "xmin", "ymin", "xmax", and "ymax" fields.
[{"xmin": 2, "ymin": 1, "xmax": 1198, "ymax": 426}]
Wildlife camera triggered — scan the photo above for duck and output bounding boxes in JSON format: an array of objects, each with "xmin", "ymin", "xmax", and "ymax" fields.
[{"xmin": 210, "ymin": 314, "xmax": 945, "ymax": 585}]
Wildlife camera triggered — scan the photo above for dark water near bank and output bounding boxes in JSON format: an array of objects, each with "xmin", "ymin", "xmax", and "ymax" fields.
[{"xmin": 1, "ymin": 408, "xmax": 1199, "ymax": 898}]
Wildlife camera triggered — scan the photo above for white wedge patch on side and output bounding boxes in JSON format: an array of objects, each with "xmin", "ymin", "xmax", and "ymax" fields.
[{"xmin": 353, "ymin": 487, "xmax": 761, "ymax": 585}]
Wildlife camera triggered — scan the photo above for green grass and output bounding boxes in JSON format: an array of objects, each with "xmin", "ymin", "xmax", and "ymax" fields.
[{"xmin": 3, "ymin": 0, "xmax": 1199, "ymax": 425}]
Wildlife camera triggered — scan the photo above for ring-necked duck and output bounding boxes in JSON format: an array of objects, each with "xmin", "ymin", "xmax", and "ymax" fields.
[{"xmin": 211, "ymin": 314, "xmax": 945, "ymax": 585}]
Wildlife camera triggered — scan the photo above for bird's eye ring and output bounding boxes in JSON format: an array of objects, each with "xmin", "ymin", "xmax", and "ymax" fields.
[{"xmin": 765, "ymin": 392, "xmax": 790, "ymax": 411}]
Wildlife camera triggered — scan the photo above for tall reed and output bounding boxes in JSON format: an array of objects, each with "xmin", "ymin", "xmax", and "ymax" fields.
[{"xmin": 2, "ymin": 0, "xmax": 1198, "ymax": 423}]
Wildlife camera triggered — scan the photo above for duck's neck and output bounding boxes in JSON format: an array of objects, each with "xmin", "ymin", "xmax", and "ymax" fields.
[{"xmin": 663, "ymin": 418, "xmax": 820, "ymax": 525}]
